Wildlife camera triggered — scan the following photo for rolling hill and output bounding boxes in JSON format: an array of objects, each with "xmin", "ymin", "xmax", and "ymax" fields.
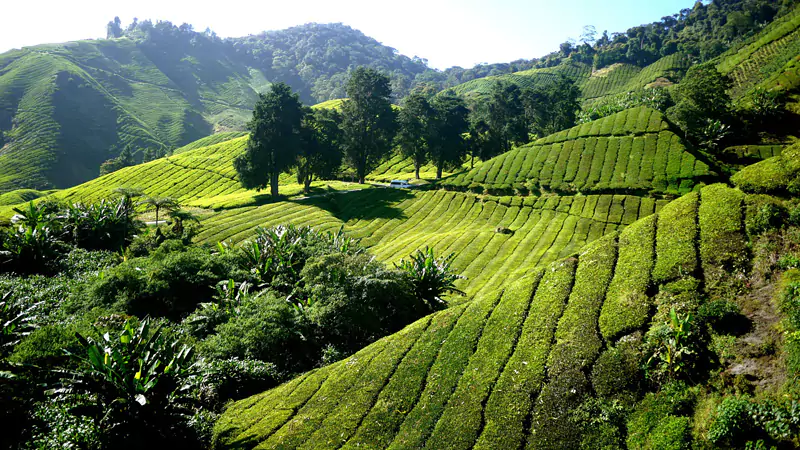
[
  {"xmin": 0, "ymin": 23, "xmax": 428, "ymax": 194},
  {"xmin": 211, "ymin": 182, "xmax": 748, "ymax": 449},
  {"xmin": 443, "ymin": 106, "xmax": 714, "ymax": 195}
]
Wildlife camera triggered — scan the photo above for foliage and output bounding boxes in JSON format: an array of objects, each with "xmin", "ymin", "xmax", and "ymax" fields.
[
  {"xmin": 522, "ymin": 74, "xmax": 581, "ymax": 137},
  {"xmin": 193, "ymin": 357, "xmax": 280, "ymax": 407},
  {"xmin": 429, "ymin": 94, "xmax": 470, "ymax": 178},
  {"xmin": 340, "ymin": 67, "xmax": 398, "ymax": 183},
  {"xmin": 233, "ymin": 83, "xmax": 304, "ymax": 198},
  {"xmin": 396, "ymin": 93, "xmax": 434, "ymax": 179},
  {"xmin": 397, "ymin": 246, "xmax": 464, "ymax": 307},
  {"xmin": 55, "ymin": 318, "xmax": 199, "ymax": 447},
  {"xmin": 61, "ymin": 197, "xmax": 142, "ymax": 251},
  {"xmin": 25, "ymin": 399, "xmax": 102, "ymax": 449},
  {"xmin": 578, "ymin": 88, "xmax": 673, "ymax": 123},
  {"xmin": 0, "ymin": 291, "xmax": 41, "ymax": 357},
  {"xmin": 296, "ymin": 107, "xmax": 343, "ymax": 193},
  {"xmin": 644, "ymin": 308, "xmax": 697, "ymax": 383},
  {"xmin": 668, "ymin": 64, "xmax": 733, "ymax": 149},
  {"xmin": 83, "ymin": 242, "xmax": 247, "ymax": 319}
]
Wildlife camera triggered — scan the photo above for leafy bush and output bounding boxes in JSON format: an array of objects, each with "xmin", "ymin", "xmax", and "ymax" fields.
[
  {"xmin": 25, "ymin": 399, "xmax": 102, "ymax": 450},
  {"xmin": 626, "ymin": 382, "xmax": 696, "ymax": 450},
  {"xmin": 60, "ymin": 198, "xmax": 142, "ymax": 251},
  {"xmin": 83, "ymin": 242, "xmax": 247, "ymax": 319},
  {"xmin": 644, "ymin": 308, "xmax": 698, "ymax": 384},
  {"xmin": 397, "ymin": 247, "xmax": 464, "ymax": 307},
  {"xmin": 55, "ymin": 318, "xmax": 199, "ymax": 447},
  {"xmin": 198, "ymin": 292, "xmax": 311, "ymax": 372},
  {"xmin": 746, "ymin": 201, "xmax": 786, "ymax": 236},
  {"xmin": 0, "ymin": 291, "xmax": 41, "ymax": 357},
  {"xmin": 193, "ymin": 358, "xmax": 280, "ymax": 407}
]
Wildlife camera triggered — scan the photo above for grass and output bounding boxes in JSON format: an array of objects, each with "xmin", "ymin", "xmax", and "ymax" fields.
[
  {"xmin": 213, "ymin": 183, "xmax": 757, "ymax": 449},
  {"xmin": 443, "ymin": 107, "xmax": 710, "ymax": 195}
]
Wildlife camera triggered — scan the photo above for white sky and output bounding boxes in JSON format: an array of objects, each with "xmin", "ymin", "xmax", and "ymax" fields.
[{"xmin": 0, "ymin": 0, "xmax": 694, "ymax": 70}]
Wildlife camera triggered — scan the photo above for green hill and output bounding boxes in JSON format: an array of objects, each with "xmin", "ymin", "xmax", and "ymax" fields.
[
  {"xmin": 1, "ymin": 134, "xmax": 363, "ymax": 214},
  {"xmin": 445, "ymin": 54, "xmax": 690, "ymax": 102},
  {"xmin": 0, "ymin": 22, "xmax": 429, "ymax": 194},
  {"xmin": 443, "ymin": 106, "xmax": 713, "ymax": 195},
  {"xmin": 211, "ymin": 182, "xmax": 749, "ymax": 449}
]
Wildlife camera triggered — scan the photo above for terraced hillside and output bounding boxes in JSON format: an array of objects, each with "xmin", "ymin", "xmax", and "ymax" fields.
[
  {"xmin": 445, "ymin": 53, "xmax": 690, "ymax": 102},
  {"xmin": 198, "ymin": 189, "xmax": 664, "ymax": 297},
  {"xmin": 5, "ymin": 135, "xmax": 364, "ymax": 213},
  {"xmin": 0, "ymin": 39, "xmax": 262, "ymax": 193},
  {"xmin": 716, "ymin": 4, "xmax": 800, "ymax": 98},
  {"xmin": 443, "ymin": 106, "xmax": 714, "ymax": 195},
  {"xmin": 366, "ymin": 153, "xmax": 468, "ymax": 182},
  {"xmin": 212, "ymin": 182, "xmax": 747, "ymax": 449}
]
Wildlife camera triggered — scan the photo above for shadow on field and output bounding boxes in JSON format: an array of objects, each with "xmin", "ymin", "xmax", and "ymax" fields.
[{"xmin": 290, "ymin": 187, "xmax": 415, "ymax": 221}]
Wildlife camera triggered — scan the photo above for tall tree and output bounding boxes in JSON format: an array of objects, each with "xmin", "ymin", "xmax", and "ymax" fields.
[
  {"xmin": 296, "ymin": 108, "xmax": 343, "ymax": 193},
  {"xmin": 234, "ymin": 82, "xmax": 304, "ymax": 198},
  {"xmin": 107, "ymin": 16, "xmax": 123, "ymax": 39},
  {"xmin": 523, "ymin": 75, "xmax": 581, "ymax": 137},
  {"xmin": 484, "ymin": 82, "xmax": 528, "ymax": 157},
  {"xmin": 340, "ymin": 67, "xmax": 397, "ymax": 184},
  {"xmin": 429, "ymin": 94, "xmax": 470, "ymax": 179},
  {"xmin": 396, "ymin": 93, "xmax": 433, "ymax": 179}
]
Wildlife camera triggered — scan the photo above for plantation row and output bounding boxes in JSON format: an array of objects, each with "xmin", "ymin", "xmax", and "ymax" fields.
[
  {"xmin": 444, "ymin": 112, "xmax": 711, "ymax": 195},
  {"xmin": 198, "ymin": 189, "xmax": 665, "ymax": 297},
  {"xmin": 213, "ymin": 183, "xmax": 748, "ymax": 449},
  {"xmin": 717, "ymin": 5, "xmax": 800, "ymax": 97},
  {"xmin": 444, "ymin": 54, "xmax": 690, "ymax": 103}
]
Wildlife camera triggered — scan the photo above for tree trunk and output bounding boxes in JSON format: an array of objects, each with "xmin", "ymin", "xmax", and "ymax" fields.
[
  {"xmin": 155, "ymin": 206, "xmax": 159, "ymax": 226},
  {"xmin": 415, "ymin": 165, "xmax": 420, "ymax": 180},
  {"xmin": 471, "ymin": 154, "xmax": 474, "ymax": 169},
  {"xmin": 270, "ymin": 172, "xmax": 279, "ymax": 198},
  {"xmin": 436, "ymin": 166, "xmax": 443, "ymax": 180},
  {"xmin": 304, "ymin": 176, "xmax": 312, "ymax": 194}
]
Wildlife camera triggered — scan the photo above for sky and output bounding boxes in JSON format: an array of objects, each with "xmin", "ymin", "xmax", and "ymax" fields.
[{"xmin": 0, "ymin": 0, "xmax": 696, "ymax": 70}]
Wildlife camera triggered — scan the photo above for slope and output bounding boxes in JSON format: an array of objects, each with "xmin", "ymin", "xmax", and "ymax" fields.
[
  {"xmin": 443, "ymin": 106, "xmax": 714, "ymax": 195},
  {"xmin": 197, "ymin": 189, "xmax": 664, "ymax": 298},
  {"xmin": 11, "ymin": 135, "xmax": 364, "ymax": 212},
  {"xmin": 444, "ymin": 53, "xmax": 690, "ymax": 102},
  {"xmin": 212, "ymin": 181, "xmax": 749, "ymax": 449}
]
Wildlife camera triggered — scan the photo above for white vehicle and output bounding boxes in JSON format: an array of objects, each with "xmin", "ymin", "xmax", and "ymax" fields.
[{"xmin": 389, "ymin": 179, "xmax": 412, "ymax": 188}]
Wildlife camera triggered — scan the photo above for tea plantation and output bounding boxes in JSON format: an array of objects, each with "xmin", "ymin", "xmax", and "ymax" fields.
[{"xmin": 211, "ymin": 183, "xmax": 750, "ymax": 449}]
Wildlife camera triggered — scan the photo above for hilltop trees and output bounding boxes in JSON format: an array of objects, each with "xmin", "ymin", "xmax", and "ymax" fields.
[
  {"xmin": 429, "ymin": 94, "xmax": 470, "ymax": 179},
  {"xmin": 397, "ymin": 93, "xmax": 434, "ymax": 179},
  {"xmin": 234, "ymin": 83, "xmax": 304, "ymax": 198},
  {"xmin": 523, "ymin": 75, "xmax": 581, "ymax": 137},
  {"xmin": 668, "ymin": 64, "xmax": 733, "ymax": 150},
  {"xmin": 340, "ymin": 67, "xmax": 398, "ymax": 184},
  {"xmin": 296, "ymin": 108, "xmax": 343, "ymax": 193}
]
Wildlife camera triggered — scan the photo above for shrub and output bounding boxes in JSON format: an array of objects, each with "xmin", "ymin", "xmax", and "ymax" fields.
[
  {"xmin": 60, "ymin": 198, "xmax": 142, "ymax": 251},
  {"xmin": 746, "ymin": 201, "xmax": 786, "ymax": 236},
  {"xmin": 84, "ymin": 242, "xmax": 246, "ymax": 319},
  {"xmin": 25, "ymin": 399, "xmax": 102, "ymax": 450},
  {"xmin": 647, "ymin": 415, "xmax": 692, "ymax": 450},
  {"xmin": 198, "ymin": 292, "xmax": 312, "ymax": 372},
  {"xmin": 55, "ymin": 318, "xmax": 199, "ymax": 447},
  {"xmin": 193, "ymin": 358, "xmax": 280, "ymax": 407},
  {"xmin": 707, "ymin": 396, "xmax": 755, "ymax": 445},
  {"xmin": 591, "ymin": 335, "xmax": 643, "ymax": 400},
  {"xmin": 397, "ymin": 246, "xmax": 464, "ymax": 307},
  {"xmin": 626, "ymin": 382, "xmax": 696, "ymax": 449}
]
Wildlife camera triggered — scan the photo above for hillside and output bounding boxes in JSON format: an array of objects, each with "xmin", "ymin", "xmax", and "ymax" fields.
[
  {"xmin": 212, "ymin": 181, "xmax": 752, "ymax": 449},
  {"xmin": 443, "ymin": 106, "xmax": 714, "ymax": 195},
  {"xmin": 0, "ymin": 22, "xmax": 427, "ymax": 194},
  {"xmin": 446, "ymin": 54, "xmax": 690, "ymax": 102},
  {"xmin": 198, "ymin": 189, "xmax": 662, "ymax": 299}
]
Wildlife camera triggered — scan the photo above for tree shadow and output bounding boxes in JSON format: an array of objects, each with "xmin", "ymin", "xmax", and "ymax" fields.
[{"xmin": 288, "ymin": 187, "xmax": 415, "ymax": 222}]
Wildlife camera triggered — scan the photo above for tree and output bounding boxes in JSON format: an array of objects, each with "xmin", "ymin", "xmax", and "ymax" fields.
[
  {"xmin": 106, "ymin": 16, "xmax": 123, "ymax": 39},
  {"xmin": 138, "ymin": 196, "xmax": 179, "ymax": 226},
  {"xmin": 296, "ymin": 108, "xmax": 343, "ymax": 193},
  {"xmin": 429, "ymin": 94, "xmax": 470, "ymax": 179},
  {"xmin": 396, "ymin": 93, "xmax": 433, "ymax": 179},
  {"xmin": 668, "ymin": 63, "xmax": 733, "ymax": 147},
  {"xmin": 465, "ymin": 117, "xmax": 492, "ymax": 169},
  {"xmin": 234, "ymin": 83, "xmax": 304, "ymax": 198},
  {"xmin": 142, "ymin": 147, "xmax": 155, "ymax": 163},
  {"xmin": 340, "ymin": 67, "xmax": 397, "ymax": 184},
  {"xmin": 523, "ymin": 75, "xmax": 581, "ymax": 137},
  {"xmin": 118, "ymin": 144, "xmax": 134, "ymax": 167},
  {"xmin": 483, "ymin": 82, "xmax": 528, "ymax": 157}
]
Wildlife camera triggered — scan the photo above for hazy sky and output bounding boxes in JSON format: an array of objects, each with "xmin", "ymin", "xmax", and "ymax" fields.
[{"xmin": 0, "ymin": 0, "xmax": 695, "ymax": 70}]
